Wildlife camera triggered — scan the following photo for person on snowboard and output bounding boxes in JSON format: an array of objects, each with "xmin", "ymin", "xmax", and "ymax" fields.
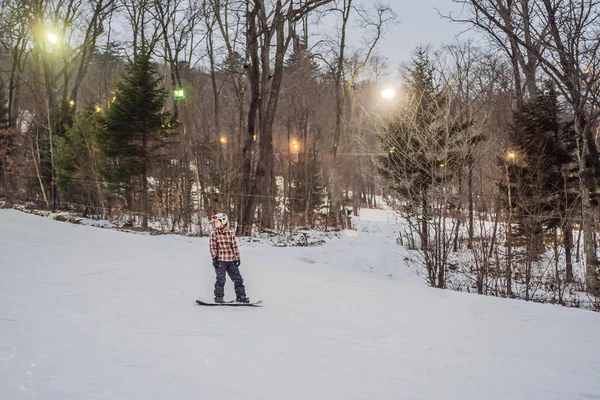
[{"xmin": 209, "ymin": 213, "xmax": 250, "ymax": 303}]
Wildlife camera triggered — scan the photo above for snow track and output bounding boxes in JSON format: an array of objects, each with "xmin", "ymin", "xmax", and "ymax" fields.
[{"xmin": 1, "ymin": 210, "xmax": 599, "ymax": 399}]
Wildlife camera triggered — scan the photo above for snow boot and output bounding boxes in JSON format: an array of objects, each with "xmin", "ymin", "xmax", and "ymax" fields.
[
  {"xmin": 214, "ymin": 297, "xmax": 225, "ymax": 303},
  {"xmin": 236, "ymin": 296, "xmax": 250, "ymax": 303}
]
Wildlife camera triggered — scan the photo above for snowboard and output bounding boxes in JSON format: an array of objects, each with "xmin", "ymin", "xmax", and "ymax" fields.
[{"xmin": 195, "ymin": 299, "xmax": 262, "ymax": 307}]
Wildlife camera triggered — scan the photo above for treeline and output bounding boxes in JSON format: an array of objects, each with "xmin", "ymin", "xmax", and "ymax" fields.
[
  {"xmin": 0, "ymin": 0, "xmax": 396, "ymax": 234},
  {"xmin": 1, "ymin": 0, "xmax": 599, "ymax": 304},
  {"xmin": 379, "ymin": 0, "xmax": 600, "ymax": 304}
]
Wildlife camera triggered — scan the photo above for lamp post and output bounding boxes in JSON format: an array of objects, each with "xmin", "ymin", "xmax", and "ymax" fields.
[
  {"xmin": 44, "ymin": 31, "xmax": 60, "ymax": 211},
  {"xmin": 504, "ymin": 149, "xmax": 518, "ymax": 297}
]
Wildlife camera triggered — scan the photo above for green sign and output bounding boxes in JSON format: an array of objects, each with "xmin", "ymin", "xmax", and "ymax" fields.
[{"xmin": 174, "ymin": 88, "xmax": 185, "ymax": 100}]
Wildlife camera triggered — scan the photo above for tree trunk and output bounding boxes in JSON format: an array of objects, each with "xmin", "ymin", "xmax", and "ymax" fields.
[
  {"xmin": 142, "ymin": 130, "xmax": 148, "ymax": 229},
  {"xmin": 438, "ymin": 212, "xmax": 446, "ymax": 289},
  {"xmin": 32, "ymin": 130, "xmax": 50, "ymax": 209},
  {"xmin": 421, "ymin": 193, "xmax": 429, "ymax": 250},
  {"xmin": 328, "ymin": 0, "xmax": 352, "ymax": 229},
  {"xmin": 582, "ymin": 195, "xmax": 599, "ymax": 294},
  {"xmin": 563, "ymin": 220, "xmax": 574, "ymax": 283},
  {"xmin": 8, "ymin": 53, "xmax": 20, "ymax": 127},
  {"xmin": 468, "ymin": 162, "xmax": 474, "ymax": 249},
  {"xmin": 238, "ymin": 2, "xmax": 261, "ymax": 236},
  {"xmin": 505, "ymin": 164, "xmax": 513, "ymax": 297},
  {"xmin": 142, "ymin": 167, "xmax": 148, "ymax": 229}
]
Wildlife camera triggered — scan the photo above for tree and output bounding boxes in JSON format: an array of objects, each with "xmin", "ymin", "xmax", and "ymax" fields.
[
  {"xmin": 379, "ymin": 48, "xmax": 475, "ymax": 287},
  {"xmin": 280, "ymin": 38, "xmax": 326, "ymax": 227},
  {"xmin": 450, "ymin": 0, "xmax": 600, "ymax": 295},
  {"xmin": 55, "ymin": 108, "xmax": 107, "ymax": 212},
  {"xmin": 0, "ymin": 80, "xmax": 15, "ymax": 196},
  {"xmin": 238, "ymin": 0, "xmax": 335, "ymax": 235},
  {"xmin": 504, "ymin": 83, "xmax": 579, "ymax": 283},
  {"xmin": 96, "ymin": 44, "xmax": 172, "ymax": 228},
  {"xmin": 0, "ymin": 81, "xmax": 8, "ymax": 126}
]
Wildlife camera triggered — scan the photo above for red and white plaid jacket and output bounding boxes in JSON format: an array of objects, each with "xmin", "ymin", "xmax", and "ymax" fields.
[{"xmin": 209, "ymin": 227, "xmax": 241, "ymax": 262}]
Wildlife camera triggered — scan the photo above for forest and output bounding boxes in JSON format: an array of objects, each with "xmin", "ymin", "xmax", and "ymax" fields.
[{"xmin": 1, "ymin": 0, "xmax": 599, "ymax": 307}]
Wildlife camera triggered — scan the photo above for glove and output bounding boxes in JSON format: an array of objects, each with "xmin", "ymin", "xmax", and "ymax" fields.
[
  {"xmin": 212, "ymin": 258, "xmax": 219, "ymax": 268},
  {"xmin": 234, "ymin": 260, "xmax": 241, "ymax": 267}
]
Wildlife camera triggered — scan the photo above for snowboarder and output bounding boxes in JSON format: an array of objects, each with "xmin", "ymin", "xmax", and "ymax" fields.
[{"xmin": 209, "ymin": 213, "xmax": 250, "ymax": 303}]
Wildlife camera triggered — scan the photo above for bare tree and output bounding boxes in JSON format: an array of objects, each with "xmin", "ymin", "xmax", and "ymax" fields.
[
  {"xmin": 0, "ymin": 0, "xmax": 30, "ymax": 126},
  {"xmin": 238, "ymin": 0, "xmax": 335, "ymax": 235},
  {"xmin": 448, "ymin": 0, "xmax": 600, "ymax": 294},
  {"xmin": 380, "ymin": 83, "xmax": 487, "ymax": 288}
]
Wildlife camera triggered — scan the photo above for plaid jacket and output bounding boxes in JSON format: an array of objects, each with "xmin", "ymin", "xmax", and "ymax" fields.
[{"xmin": 209, "ymin": 227, "xmax": 240, "ymax": 262}]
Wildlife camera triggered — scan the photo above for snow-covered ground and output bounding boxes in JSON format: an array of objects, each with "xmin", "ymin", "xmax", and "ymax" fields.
[{"xmin": 1, "ymin": 209, "xmax": 599, "ymax": 400}]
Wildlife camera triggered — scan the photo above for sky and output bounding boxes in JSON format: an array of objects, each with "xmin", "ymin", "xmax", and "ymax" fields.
[
  {"xmin": 108, "ymin": 0, "xmax": 475, "ymax": 83},
  {"xmin": 348, "ymin": 0, "xmax": 475, "ymax": 79}
]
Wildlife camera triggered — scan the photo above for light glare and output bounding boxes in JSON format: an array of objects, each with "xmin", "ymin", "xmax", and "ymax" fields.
[{"xmin": 381, "ymin": 88, "xmax": 395, "ymax": 99}]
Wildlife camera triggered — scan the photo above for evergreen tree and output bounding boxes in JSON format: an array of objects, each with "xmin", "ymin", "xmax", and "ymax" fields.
[
  {"xmin": 283, "ymin": 38, "xmax": 325, "ymax": 225},
  {"xmin": 96, "ymin": 45, "xmax": 172, "ymax": 228},
  {"xmin": 55, "ymin": 108, "xmax": 106, "ymax": 207},
  {"xmin": 405, "ymin": 47, "xmax": 438, "ymax": 122},
  {"xmin": 504, "ymin": 83, "xmax": 578, "ymax": 275},
  {"xmin": 0, "ymin": 81, "xmax": 15, "ymax": 191},
  {"xmin": 379, "ymin": 48, "xmax": 472, "ymax": 245},
  {"xmin": 0, "ymin": 80, "xmax": 8, "ymax": 127}
]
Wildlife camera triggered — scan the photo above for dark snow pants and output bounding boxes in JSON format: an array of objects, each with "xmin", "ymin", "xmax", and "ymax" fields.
[{"xmin": 214, "ymin": 261, "xmax": 246, "ymax": 299}]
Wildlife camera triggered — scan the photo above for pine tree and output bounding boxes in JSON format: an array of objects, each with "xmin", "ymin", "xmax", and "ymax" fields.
[
  {"xmin": 96, "ymin": 45, "xmax": 172, "ymax": 228},
  {"xmin": 283, "ymin": 38, "xmax": 324, "ymax": 226},
  {"xmin": 0, "ymin": 80, "xmax": 15, "ymax": 191},
  {"xmin": 0, "ymin": 80, "xmax": 8, "ymax": 127},
  {"xmin": 55, "ymin": 108, "xmax": 106, "ymax": 208},
  {"xmin": 405, "ymin": 46, "xmax": 438, "ymax": 122},
  {"xmin": 379, "ymin": 48, "xmax": 472, "ymax": 253},
  {"xmin": 504, "ymin": 83, "xmax": 578, "ymax": 278}
]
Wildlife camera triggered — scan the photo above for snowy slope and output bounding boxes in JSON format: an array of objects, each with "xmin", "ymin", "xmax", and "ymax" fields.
[{"xmin": 1, "ymin": 209, "xmax": 599, "ymax": 400}]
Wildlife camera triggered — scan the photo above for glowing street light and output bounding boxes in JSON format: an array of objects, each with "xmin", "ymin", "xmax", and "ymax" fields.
[
  {"xmin": 47, "ymin": 33, "xmax": 58, "ymax": 44},
  {"xmin": 68, "ymin": 99, "xmax": 75, "ymax": 107},
  {"xmin": 381, "ymin": 88, "xmax": 395, "ymax": 100},
  {"xmin": 506, "ymin": 151, "xmax": 517, "ymax": 161},
  {"xmin": 95, "ymin": 105, "xmax": 102, "ymax": 113},
  {"xmin": 219, "ymin": 136, "xmax": 227, "ymax": 144},
  {"xmin": 291, "ymin": 139, "xmax": 300, "ymax": 153}
]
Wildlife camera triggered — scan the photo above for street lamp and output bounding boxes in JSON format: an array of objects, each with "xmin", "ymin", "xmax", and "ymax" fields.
[
  {"xmin": 220, "ymin": 136, "xmax": 227, "ymax": 144},
  {"xmin": 291, "ymin": 139, "xmax": 300, "ymax": 153},
  {"xmin": 381, "ymin": 88, "xmax": 395, "ymax": 100},
  {"xmin": 47, "ymin": 33, "xmax": 58, "ymax": 44}
]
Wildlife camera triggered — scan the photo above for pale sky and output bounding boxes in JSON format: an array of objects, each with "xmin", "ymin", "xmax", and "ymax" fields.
[{"xmin": 360, "ymin": 0, "xmax": 474, "ymax": 75}]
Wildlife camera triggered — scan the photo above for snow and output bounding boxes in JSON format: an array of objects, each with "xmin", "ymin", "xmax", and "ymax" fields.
[
  {"xmin": 1, "ymin": 209, "xmax": 599, "ymax": 400},
  {"xmin": 358, "ymin": 208, "xmax": 389, "ymax": 222},
  {"xmin": 77, "ymin": 218, "xmax": 115, "ymax": 228}
]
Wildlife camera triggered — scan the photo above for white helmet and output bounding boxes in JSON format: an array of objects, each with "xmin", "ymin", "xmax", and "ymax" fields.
[{"xmin": 212, "ymin": 213, "xmax": 228, "ymax": 226}]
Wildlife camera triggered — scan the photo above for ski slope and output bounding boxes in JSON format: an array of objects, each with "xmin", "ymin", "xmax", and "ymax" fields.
[{"xmin": 1, "ymin": 209, "xmax": 599, "ymax": 400}]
